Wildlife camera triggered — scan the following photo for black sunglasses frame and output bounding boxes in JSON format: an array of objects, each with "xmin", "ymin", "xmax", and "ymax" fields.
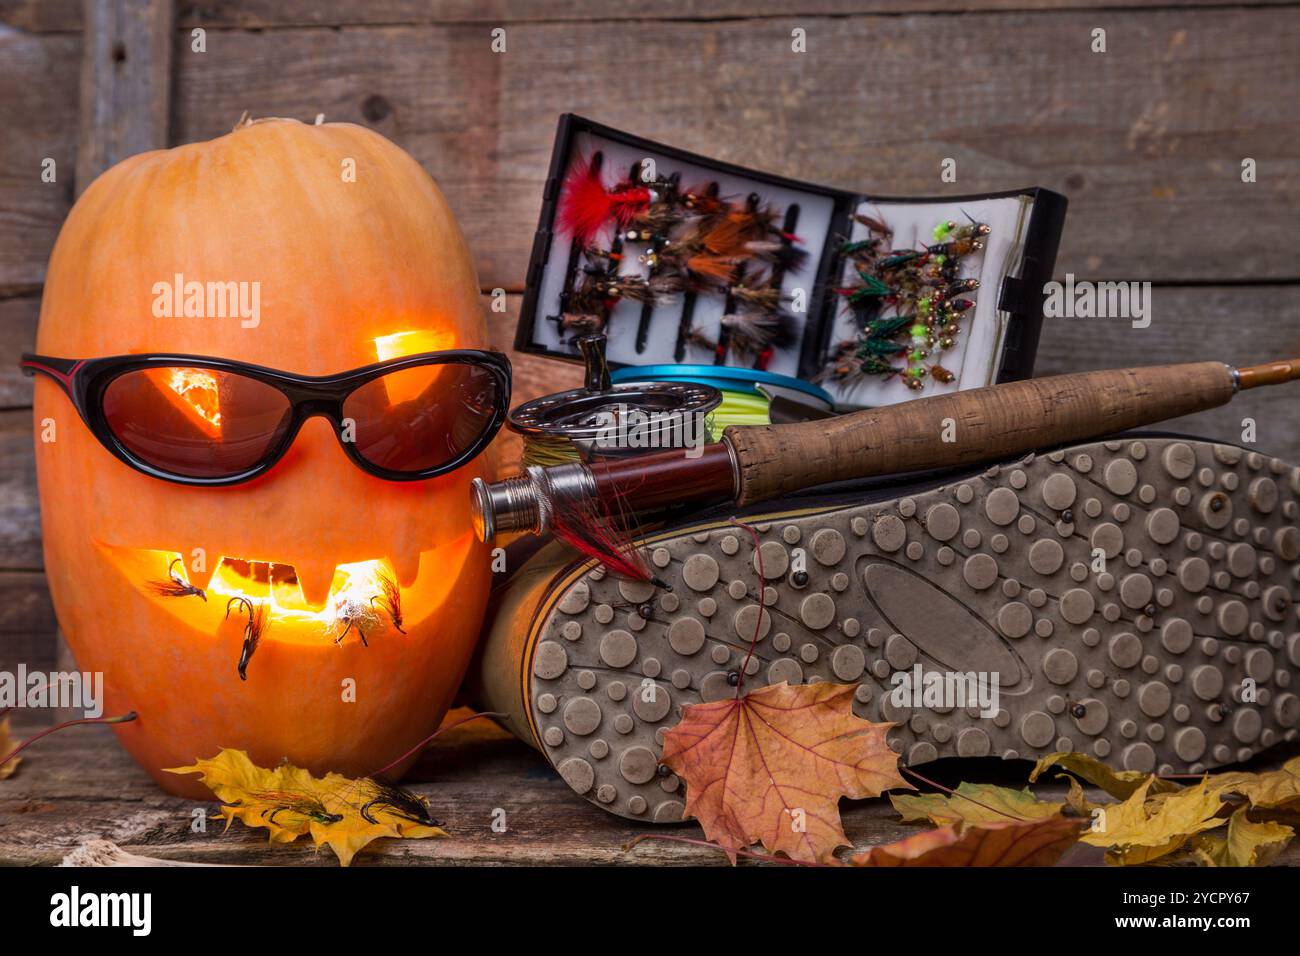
[{"xmin": 20, "ymin": 349, "xmax": 512, "ymax": 486}]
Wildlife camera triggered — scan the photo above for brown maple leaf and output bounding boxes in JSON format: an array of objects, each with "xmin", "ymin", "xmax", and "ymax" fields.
[
  {"xmin": 660, "ymin": 681, "xmax": 910, "ymax": 864},
  {"xmin": 850, "ymin": 816, "xmax": 1084, "ymax": 867}
]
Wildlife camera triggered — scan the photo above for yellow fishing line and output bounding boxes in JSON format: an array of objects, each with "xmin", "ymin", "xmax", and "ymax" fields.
[
  {"xmin": 706, "ymin": 389, "xmax": 771, "ymax": 441},
  {"xmin": 521, "ymin": 434, "xmax": 584, "ymax": 466}
]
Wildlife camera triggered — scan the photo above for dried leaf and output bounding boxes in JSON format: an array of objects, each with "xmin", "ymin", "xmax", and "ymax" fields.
[
  {"xmin": 1203, "ymin": 756, "xmax": 1300, "ymax": 810},
  {"xmin": 850, "ymin": 816, "xmax": 1083, "ymax": 867},
  {"xmin": 1083, "ymin": 776, "xmax": 1228, "ymax": 866},
  {"xmin": 0, "ymin": 717, "xmax": 20, "ymax": 779},
  {"xmin": 660, "ymin": 681, "xmax": 909, "ymax": 864},
  {"xmin": 167, "ymin": 749, "xmax": 445, "ymax": 866},
  {"xmin": 1026, "ymin": 752, "xmax": 1299, "ymax": 867},
  {"xmin": 891, "ymin": 783, "xmax": 1065, "ymax": 827},
  {"xmin": 1061, "ymin": 774, "xmax": 1100, "ymax": 818},
  {"xmin": 1188, "ymin": 807, "xmax": 1295, "ymax": 867},
  {"xmin": 1029, "ymin": 751, "xmax": 1179, "ymax": 800}
]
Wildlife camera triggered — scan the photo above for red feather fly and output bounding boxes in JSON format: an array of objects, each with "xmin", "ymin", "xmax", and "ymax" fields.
[
  {"xmin": 557, "ymin": 156, "xmax": 654, "ymax": 246},
  {"xmin": 549, "ymin": 471, "xmax": 669, "ymax": 590}
]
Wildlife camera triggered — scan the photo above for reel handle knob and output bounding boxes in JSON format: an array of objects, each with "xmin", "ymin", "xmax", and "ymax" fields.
[{"xmin": 578, "ymin": 333, "xmax": 611, "ymax": 393}]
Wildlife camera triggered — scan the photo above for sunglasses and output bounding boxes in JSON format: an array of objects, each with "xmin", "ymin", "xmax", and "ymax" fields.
[{"xmin": 21, "ymin": 350, "xmax": 511, "ymax": 485}]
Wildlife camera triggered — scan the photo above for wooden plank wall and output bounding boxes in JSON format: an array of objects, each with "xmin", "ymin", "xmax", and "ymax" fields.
[{"xmin": 1, "ymin": 1, "xmax": 1297, "ymax": 672}]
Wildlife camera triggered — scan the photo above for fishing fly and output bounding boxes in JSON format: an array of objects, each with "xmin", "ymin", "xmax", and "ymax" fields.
[
  {"xmin": 147, "ymin": 557, "xmax": 207, "ymax": 601},
  {"xmin": 226, "ymin": 596, "xmax": 267, "ymax": 682},
  {"xmin": 369, "ymin": 569, "xmax": 406, "ymax": 634},
  {"xmin": 359, "ymin": 779, "xmax": 440, "ymax": 828}
]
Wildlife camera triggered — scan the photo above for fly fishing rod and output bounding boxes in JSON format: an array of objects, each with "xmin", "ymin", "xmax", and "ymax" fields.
[{"xmin": 470, "ymin": 358, "xmax": 1300, "ymax": 548}]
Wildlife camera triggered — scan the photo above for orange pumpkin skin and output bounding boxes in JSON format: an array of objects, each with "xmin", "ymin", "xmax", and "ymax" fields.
[{"xmin": 33, "ymin": 119, "xmax": 493, "ymax": 798}]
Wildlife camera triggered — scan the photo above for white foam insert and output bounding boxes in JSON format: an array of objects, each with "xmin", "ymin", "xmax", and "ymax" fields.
[
  {"xmin": 532, "ymin": 131, "xmax": 836, "ymax": 378},
  {"xmin": 822, "ymin": 195, "xmax": 1032, "ymax": 408}
]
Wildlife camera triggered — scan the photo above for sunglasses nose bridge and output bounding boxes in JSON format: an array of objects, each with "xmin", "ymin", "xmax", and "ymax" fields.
[
  {"xmin": 279, "ymin": 380, "xmax": 344, "ymax": 424},
  {"xmin": 298, "ymin": 399, "xmax": 342, "ymax": 421},
  {"xmin": 297, "ymin": 405, "xmax": 352, "ymax": 458}
]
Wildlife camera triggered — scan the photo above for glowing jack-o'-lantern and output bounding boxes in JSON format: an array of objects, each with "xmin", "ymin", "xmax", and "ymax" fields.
[{"xmin": 31, "ymin": 118, "xmax": 496, "ymax": 798}]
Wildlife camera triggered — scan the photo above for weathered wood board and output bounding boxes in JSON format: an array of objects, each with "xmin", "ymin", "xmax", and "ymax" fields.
[
  {"xmin": 75, "ymin": 0, "xmax": 175, "ymax": 196},
  {"xmin": 0, "ymin": 27, "xmax": 79, "ymax": 292},
  {"xmin": 3, "ymin": 0, "xmax": 1295, "ymax": 32},
  {"xmin": 0, "ymin": 295, "xmax": 40, "ymax": 405},
  {"xmin": 168, "ymin": 9, "xmax": 1300, "ymax": 289}
]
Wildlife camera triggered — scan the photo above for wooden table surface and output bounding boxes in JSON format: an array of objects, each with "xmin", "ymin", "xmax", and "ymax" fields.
[
  {"xmin": 1, "ymin": 1, "xmax": 1298, "ymax": 865},
  {"xmin": 1, "ymin": 709, "xmax": 1296, "ymax": 866}
]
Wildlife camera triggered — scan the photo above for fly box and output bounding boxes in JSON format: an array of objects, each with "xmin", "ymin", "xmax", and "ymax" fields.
[{"xmin": 515, "ymin": 114, "xmax": 1067, "ymax": 410}]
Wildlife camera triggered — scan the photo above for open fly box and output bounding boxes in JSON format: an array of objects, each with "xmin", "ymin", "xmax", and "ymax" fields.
[{"xmin": 515, "ymin": 114, "xmax": 1067, "ymax": 411}]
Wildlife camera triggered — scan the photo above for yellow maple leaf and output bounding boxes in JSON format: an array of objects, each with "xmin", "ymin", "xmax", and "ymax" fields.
[
  {"xmin": 1202, "ymin": 755, "xmax": 1300, "ymax": 810},
  {"xmin": 1058, "ymin": 773, "xmax": 1103, "ymax": 819},
  {"xmin": 1189, "ymin": 806, "xmax": 1295, "ymax": 867},
  {"xmin": 167, "ymin": 749, "xmax": 446, "ymax": 866},
  {"xmin": 1082, "ymin": 776, "xmax": 1229, "ymax": 865},
  {"xmin": 660, "ymin": 681, "xmax": 910, "ymax": 864},
  {"xmin": 850, "ymin": 816, "xmax": 1083, "ymax": 867},
  {"xmin": 0, "ymin": 717, "xmax": 20, "ymax": 780},
  {"xmin": 892, "ymin": 783, "xmax": 1065, "ymax": 827},
  {"xmin": 1029, "ymin": 751, "xmax": 1179, "ymax": 800}
]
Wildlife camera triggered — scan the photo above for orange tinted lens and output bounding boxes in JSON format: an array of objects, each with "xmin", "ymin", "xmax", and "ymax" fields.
[
  {"xmin": 342, "ymin": 362, "xmax": 499, "ymax": 473},
  {"xmin": 102, "ymin": 366, "xmax": 292, "ymax": 478}
]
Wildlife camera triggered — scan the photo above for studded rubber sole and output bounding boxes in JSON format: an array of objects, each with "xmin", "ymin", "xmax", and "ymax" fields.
[{"xmin": 509, "ymin": 437, "xmax": 1300, "ymax": 823}]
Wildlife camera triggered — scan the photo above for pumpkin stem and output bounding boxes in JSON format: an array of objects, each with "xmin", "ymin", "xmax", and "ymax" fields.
[{"xmin": 232, "ymin": 112, "xmax": 314, "ymax": 133}]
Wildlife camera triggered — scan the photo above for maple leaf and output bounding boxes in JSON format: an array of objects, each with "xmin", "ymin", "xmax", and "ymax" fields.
[
  {"xmin": 1029, "ymin": 751, "xmax": 1179, "ymax": 800},
  {"xmin": 1058, "ymin": 774, "xmax": 1100, "ymax": 819},
  {"xmin": 1202, "ymin": 755, "xmax": 1300, "ymax": 810},
  {"xmin": 1188, "ymin": 807, "xmax": 1295, "ymax": 867},
  {"xmin": 891, "ymin": 783, "xmax": 1065, "ymax": 827},
  {"xmin": 167, "ymin": 749, "xmax": 446, "ymax": 866},
  {"xmin": 850, "ymin": 816, "xmax": 1083, "ymax": 867},
  {"xmin": 1082, "ymin": 776, "xmax": 1230, "ymax": 865},
  {"xmin": 0, "ymin": 717, "xmax": 20, "ymax": 780},
  {"xmin": 660, "ymin": 681, "xmax": 910, "ymax": 864}
]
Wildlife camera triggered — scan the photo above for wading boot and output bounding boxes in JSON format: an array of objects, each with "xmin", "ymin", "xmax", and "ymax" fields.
[{"xmin": 475, "ymin": 436, "xmax": 1300, "ymax": 822}]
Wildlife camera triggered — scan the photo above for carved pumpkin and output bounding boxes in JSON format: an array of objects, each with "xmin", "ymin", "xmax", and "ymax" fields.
[{"xmin": 32, "ymin": 118, "xmax": 493, "ymax": 798}]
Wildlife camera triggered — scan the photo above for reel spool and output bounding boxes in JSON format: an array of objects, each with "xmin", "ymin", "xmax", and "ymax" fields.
[
  {"xmin": 609, "ymin": 363, "xmax": 836, "ymax": 437},
  {"xmin": 509, "ymin": 334, "xmax": 722, "ymax": 467}
]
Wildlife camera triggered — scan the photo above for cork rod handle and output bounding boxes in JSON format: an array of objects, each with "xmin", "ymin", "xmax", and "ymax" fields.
[{"xmin": 725, "ymin": 361, "xmax": 1237, "ymax": 506}]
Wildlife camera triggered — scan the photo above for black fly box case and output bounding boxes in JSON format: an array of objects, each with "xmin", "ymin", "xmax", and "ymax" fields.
[{"xmin": 515, "ymin": 114, "xmax": 1067, "ymax": 410}]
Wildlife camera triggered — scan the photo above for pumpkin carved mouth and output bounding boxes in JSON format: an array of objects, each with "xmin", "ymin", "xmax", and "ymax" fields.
[
  {"xmin": 209, "ymin": 556, "xmax": 403, "ymax": 638},
  {"xmin": 101, "ymin": 540, "xmax": 466, "ymax": 649}
]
